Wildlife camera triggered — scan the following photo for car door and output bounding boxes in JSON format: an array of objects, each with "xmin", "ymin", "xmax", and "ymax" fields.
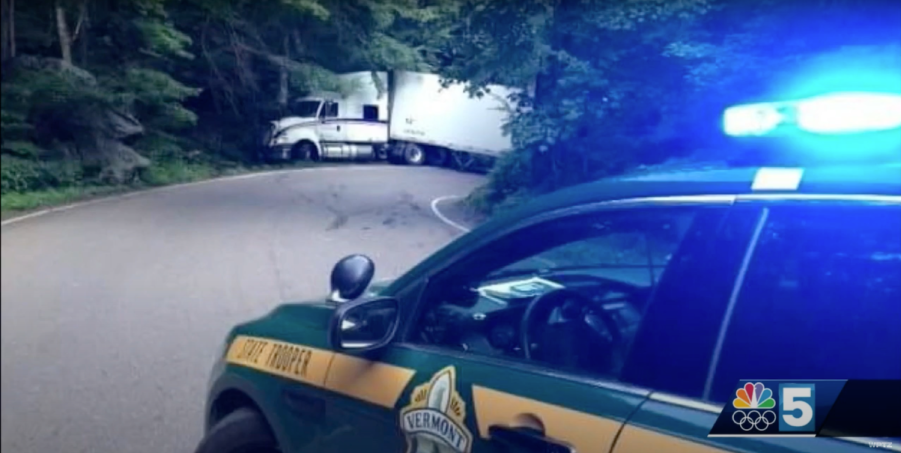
[
  {"xmin": 612, "ymin": 198, "xmax": 901, "ymax": 453},
  {"xmin": 320, "ymin": 196, "xmax": 737, "ymax": 453}
]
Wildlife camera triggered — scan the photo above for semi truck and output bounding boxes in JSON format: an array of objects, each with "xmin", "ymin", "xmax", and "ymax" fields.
[{"xmin": 260, "ymin": 71, "xmax": 518, "ymax": 169}]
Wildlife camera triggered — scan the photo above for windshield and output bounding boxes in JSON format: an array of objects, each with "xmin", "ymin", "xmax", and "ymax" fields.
[
  {"xmin": 289, "ymin": 100, "xmax": 322, "ymax": 118},
  {"xmin": 486, "ymin": 212, "xmax": 694, "ymax": 283}
]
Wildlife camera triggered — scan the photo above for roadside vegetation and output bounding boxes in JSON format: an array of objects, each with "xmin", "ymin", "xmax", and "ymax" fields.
[{"xmin": 1, "ymin": 0, "xmax": 898, "ymax": 216}]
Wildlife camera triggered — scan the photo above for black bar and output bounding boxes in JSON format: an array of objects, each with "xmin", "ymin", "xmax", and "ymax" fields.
[{"xmin": 818, "ymin": 379, "xmax": 901, "ymax": 438}]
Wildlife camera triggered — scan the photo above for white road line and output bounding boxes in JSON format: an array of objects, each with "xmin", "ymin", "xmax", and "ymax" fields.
[
  {"xmin": 1, "ymin": 165, "xmax": 390, "ymax": 227},
  {"xmin": 429, "ymin": 195, "xmax": 471, "ymax": 233},
  {"xmin": 429, "ymin": 197, "xmax": 557, "ymax": 267}
]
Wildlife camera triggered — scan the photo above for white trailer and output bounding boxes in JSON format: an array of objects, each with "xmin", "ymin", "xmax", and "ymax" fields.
[{"xmin": 261, "ymin": 71, "xmax": 517, "ymax": 168}]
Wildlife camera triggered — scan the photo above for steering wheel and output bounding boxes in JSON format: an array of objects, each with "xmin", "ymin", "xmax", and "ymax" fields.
[{"xmin": 520, "ymin": 287, "xmax": 623, "ymax": 368}]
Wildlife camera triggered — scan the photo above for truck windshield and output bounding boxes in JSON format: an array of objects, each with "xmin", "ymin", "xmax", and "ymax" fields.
[{"xmin": 290, "ymin": 100, "xmax": 321, "ymax": 118}]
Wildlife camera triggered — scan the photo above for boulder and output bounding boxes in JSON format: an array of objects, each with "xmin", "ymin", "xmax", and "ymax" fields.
[{"xmin": 3, "ymin": 55, "xmax": 150, "ymax": 184}]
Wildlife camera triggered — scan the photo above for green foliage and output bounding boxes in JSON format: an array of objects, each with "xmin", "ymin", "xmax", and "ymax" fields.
[
  {"xmin": 5, "ymin": 67, "xmax": 118, "ymax": 113},
  {"xmin": 281, "ymin": 0, "xmax": 330, "ymax": 20},
  {"xmin": 467, "ymin": 148, "xmax": 533, "ymax": 215},
  {"xmin": 1, "ymin": 186, "xmax": 128, "ymax": 212},
  {"xmin": 1, "ymin": 155, "xmax": 45, "ymax": 193},
  {"xmin": 441, "ymin": 0, "xmax": 718, "ymax": 208},
  {"xmin": 140, "ymin": 159, "xmax": 216, "ymax": 186},
  {"xmin": 0, "ymin": 155, "xmax": 83, "ymax": 193},
  {"xmin": 449, "ymin": 0, "xmax": 901, "ymax": 212},
  {"xmin": 1, "ymin": 141, "xmax": 46, "ymax": 159},
  {"xmin": 135, "ymin": 19, "xmax": 194, "ymax": 59},
  {"xmin": 0, "ymin": 110, "xmax": 34, "ymax": 140},
  {"xmin": 113, "ymin": 68, "xmax": 201, "ymax": 129}
]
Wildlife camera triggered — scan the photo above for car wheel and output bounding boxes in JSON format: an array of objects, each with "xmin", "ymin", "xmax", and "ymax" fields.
[
  {"xmin": 194, "ymin": 408, "xmax": 280, "ymax": 453},
  {"xmin": 403, "ymin": 143, "xmax": 426, "ymax": 166}
]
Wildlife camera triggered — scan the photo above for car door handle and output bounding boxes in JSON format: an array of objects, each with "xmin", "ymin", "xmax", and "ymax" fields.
[
  {"xmin": 336, "ymin": 125, "xmax": 341, "ymax": 131},
  {"xmin": 488, "ymin": 425, "xmax": 573, "ymax": 453}
]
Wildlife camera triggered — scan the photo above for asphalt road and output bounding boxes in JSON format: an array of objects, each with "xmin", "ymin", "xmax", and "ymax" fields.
[{"xmin": 0, "ymin": 165, "xmax": 484, "ymax": 453}]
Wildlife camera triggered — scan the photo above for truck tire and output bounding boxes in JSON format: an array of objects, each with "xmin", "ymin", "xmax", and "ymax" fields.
[
  {"xmin": 402, "ymin": 143, "xmax": 426, "ymax": 166},
  {"xmin": 194, "ymin": 408, "xmax": 279, "ymax": 453},
  {"xmin": 375, "ymin": 145, "xmax": 389, "ymax": 161},
  {"xmin": 291, "ymin": 141, "xmax": 318, "ymax": 161}
]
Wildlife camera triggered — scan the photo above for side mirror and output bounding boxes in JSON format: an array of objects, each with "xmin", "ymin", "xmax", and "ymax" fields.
[
  {"xmin": 329, "ymin": 254, "xmax": 375, "ymax": 303},
  {"xmin": 329, "ymin": 297, "xmax": 400, "ymax": 352}
]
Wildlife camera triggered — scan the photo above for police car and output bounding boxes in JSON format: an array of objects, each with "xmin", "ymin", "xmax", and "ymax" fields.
[{"xmin": 197, "ymin": 92, "xmax": 901, "ymax": 453}]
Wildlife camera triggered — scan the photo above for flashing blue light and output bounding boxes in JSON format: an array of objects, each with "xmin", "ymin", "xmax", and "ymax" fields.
[{"xmin": 724, "ymin": 92, "xmax": 901, "ymax": 137}]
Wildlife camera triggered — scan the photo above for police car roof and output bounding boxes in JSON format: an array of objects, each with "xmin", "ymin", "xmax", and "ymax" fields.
[
  {"xmin": 488, "ymin": 164, "xmax": 901, "ymax": 229},
  {"xmin": 386, "ymin": 163, "xmax": 900, "ymax": 294}
]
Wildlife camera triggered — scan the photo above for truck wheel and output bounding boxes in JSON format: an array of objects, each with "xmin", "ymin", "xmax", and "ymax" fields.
[
  {"xmin": 194, "ymin": 408, "xmax": 279, "ymax": 453},
  {"xmin": 403, "ymin": 143, "xmax": 426, "ymax": 166},
  {"xmin": 291, "ymin": 141, "xmax": 318, "ymax": 162},
  {"xmin": 375, "ymin": 145, "xmax": 389, "ymax": 161}
]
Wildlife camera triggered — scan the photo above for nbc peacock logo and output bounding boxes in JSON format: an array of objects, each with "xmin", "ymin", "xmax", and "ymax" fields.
[
  {"xmin": 399, "ymin": 366, "xmax": 473, "ymax": 453},
  {"xmin": 732, "ymin": 382, "xmax": 777, "ymax": 432}
]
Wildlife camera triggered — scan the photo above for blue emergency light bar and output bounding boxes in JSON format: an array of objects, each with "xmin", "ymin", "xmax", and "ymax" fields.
[{"xmin": 723, "ymin": 92, "xmax": 901, "ymax": 137}]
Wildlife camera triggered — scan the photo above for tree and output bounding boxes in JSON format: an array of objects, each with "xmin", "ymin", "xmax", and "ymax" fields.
[
  {"xmin": 450, "ymin": 0, "xmax": 901, "ymax": 213},
  {"xmin": 440, "ymin": 0, "xmax": 713, "ymax": 210},
  {"xmin": 1, "ymin": 0, "xmax": 14, "ymax": 62}
]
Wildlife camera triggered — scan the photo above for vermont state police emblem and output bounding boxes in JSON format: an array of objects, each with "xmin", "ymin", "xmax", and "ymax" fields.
[{"xmin": 399, "ymin": 366, "xmax": 473, "ymax": 453}]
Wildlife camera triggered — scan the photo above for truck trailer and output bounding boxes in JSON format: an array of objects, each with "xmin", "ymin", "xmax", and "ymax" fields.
[{"xmin": 261, "ymin": 71, "xmax": 518, "ymax": 169}]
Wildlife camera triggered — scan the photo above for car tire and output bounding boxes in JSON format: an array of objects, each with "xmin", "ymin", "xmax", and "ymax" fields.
[{"xmin": 194, "ymin": 408, "xmax": 280, "ymax": 453}]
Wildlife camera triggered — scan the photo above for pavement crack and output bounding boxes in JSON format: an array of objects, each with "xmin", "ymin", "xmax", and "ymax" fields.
[
  {"xmin": 325, "ymin": 209, "xmax": 348, "ymax": 231},
  {"xmin": 322, "ymin": 184, "xmax": 350, "ymax": 231},
  {"xmin": 266, "ymin": 178, "xmax": 313, "ymax": 302}
]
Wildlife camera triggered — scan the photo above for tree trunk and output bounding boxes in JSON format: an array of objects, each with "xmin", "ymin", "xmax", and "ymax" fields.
[
  {"xmin": 1, "ymin": 0, "xmax": 14, "ymax": 63},
  {"xmin": 75, "ymin": 0, "xmax": 88, "ymax": 66},
  {"xmin": 277, "ymin": 36, "xmax": 289, "ymax": 111},
  {"xmin": 531, "ymin": 0, "xmax": 563, "ymax": 187},
  {"xmin": 55, "ymin": 1, "xmax": 72, "ymax": 64}
]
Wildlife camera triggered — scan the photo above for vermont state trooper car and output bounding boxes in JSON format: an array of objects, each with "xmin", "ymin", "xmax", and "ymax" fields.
[
  {"xmin": 196, "ymin": 162, "xmax": 901, "ymax": 453},
  {"xmin": 197, "ymin": 91, "xmax": 901, "ymax": 453}
]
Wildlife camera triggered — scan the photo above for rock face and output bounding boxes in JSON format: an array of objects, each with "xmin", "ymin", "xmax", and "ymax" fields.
[
  {"xmin": 80, "ymin": 109, "xmax": 150, "ymax": 184},
  {"xmin": 3, "ymin": 55, "xmax": 150, "ymax": 184}
]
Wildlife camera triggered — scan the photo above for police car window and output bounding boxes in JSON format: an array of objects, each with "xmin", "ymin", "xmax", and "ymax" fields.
[
  {"xmin": 491, "ymin": 214, "xmax": 693, "ymax": 281},
  {"xmin": 414, "ymin": 207, "xmax": 701, "ymax": 380},
  {"xmin": 708, "ymin": 204, "xmax": 901, "ymax": 404}
]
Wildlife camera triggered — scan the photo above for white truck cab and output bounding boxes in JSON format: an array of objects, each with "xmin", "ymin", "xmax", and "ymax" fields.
[
  {"xmin": 262, "ymin": 71, "xmax": 517, "ymax": 169},
  {"xmin": 263, "ymin": 76, "xmax": 390, "ymax": 162}
]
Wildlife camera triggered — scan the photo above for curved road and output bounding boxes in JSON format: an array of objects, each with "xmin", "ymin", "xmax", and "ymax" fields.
[{"xmin": 0, "ymin": 165, "xmax": 484, "ymax": 453}]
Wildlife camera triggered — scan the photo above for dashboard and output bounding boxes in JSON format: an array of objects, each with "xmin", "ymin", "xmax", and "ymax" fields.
[{"xmin": 420, "ymin": 272, "xmax": 646, "ymax": 360}]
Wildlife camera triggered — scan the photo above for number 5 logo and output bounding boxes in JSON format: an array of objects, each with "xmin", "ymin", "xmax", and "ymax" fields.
[{"xmin": 779, "ymin": 384, "xmax": 816, "ymax": 432}]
